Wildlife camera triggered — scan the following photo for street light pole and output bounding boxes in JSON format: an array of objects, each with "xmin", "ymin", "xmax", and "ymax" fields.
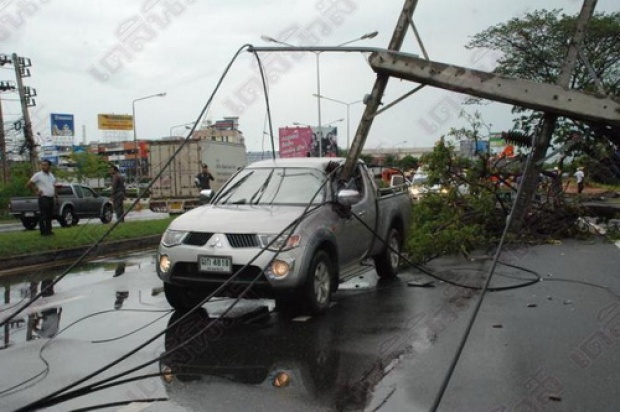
[
  {"xmin": 132, "ymin": 92, "xmax": 166, "ymax": 181},
  {"xmin": 261, "ymin": 31, "xmax": 377, "ymax": 157},
  {"xmin": 313, "ymin": 94, "xmax": 362, "ymax": 153},
  {"xmin": 169, "ymin": 122, "xmax": 194, "ymax": 138}
]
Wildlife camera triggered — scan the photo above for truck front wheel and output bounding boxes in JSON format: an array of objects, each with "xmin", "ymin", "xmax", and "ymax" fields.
[
  {"xmin": 373, "ymin": 226, "xmax": 402, "ymax": 279},
  {"xmin": 301, "ymin": 250, "xmax": 334, "ymax": 315},
  {"xmin": 21, "ymin": 217, "xmax": 38, "ymax": 230}
]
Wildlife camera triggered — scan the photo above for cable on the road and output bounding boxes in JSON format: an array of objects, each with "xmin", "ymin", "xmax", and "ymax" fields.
[
  {"xmin": 91, "ymin": 310, "xmax": 172, "ymax": 344},
  {"xmin": 0, "ymin": 308, "xmax": 172, "ymax": 398}
]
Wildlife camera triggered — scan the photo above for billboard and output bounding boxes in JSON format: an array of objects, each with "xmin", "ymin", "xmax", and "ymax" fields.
[
  {"xmin": 278, "ymin": 126, "xmax": 339, "ymax": 158},
  {"xmin": 98, "ymin": 114, "xmax": 133, "ymax": 131},
  {"xmin": 51, "ymin": 113, "xmax": 74, "ymax": 136},
  {"xmin": 278, "ymin": 126, "xmax": 314, "ymax": 158},
  {"xmin": 311, "ymin": 126, "xmax": 338, "ymax": 157}
]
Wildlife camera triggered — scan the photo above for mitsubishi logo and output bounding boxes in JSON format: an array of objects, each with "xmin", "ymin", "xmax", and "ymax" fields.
[{"xmin": 209, "ymin": 236, "xmax": 223, "ymax": 248}]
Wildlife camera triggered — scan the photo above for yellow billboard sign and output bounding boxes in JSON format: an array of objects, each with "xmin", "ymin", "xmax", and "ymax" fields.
[{"xmin": 97, "ymin": 114, "xmax": 134, "ymax": 131}]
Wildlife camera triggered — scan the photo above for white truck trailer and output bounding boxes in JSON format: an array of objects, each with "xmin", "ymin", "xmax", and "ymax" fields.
[{"xmin": 148, "ymin": 139, "xmax": 247, "ymax": 214}]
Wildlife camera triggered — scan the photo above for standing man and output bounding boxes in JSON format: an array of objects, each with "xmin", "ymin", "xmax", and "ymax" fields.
[
  {"xmin": 195, "ymin": 164, "xmax": 214, "ymax": 190},
  {"xmin": 574, "ymin": 166, "xmax": 585, "ymax": 194},
  {"xmin": 26, "ymin": 159, "xmax": 57, "ymax": 236},
  {"xmin": 109, "ymin": 165, "xmax": 126, "ymax": 222}
]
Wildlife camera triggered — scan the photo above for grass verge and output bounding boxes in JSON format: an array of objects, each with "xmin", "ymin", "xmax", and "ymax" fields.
[{"xmin": 0, "ymin": 217, "xmax": 174, "ymax": 259}]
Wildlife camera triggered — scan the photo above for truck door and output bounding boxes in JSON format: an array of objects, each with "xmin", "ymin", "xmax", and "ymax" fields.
[
  {"xmin": 337, "ymin": 165, "xmax": 377, "ymax": 265},
  {"xmin": 79, "ymin": 186, "xmax": 99, "ymax": 216}
]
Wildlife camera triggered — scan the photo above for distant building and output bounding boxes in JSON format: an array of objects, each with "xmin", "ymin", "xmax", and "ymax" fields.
[{"xmin": 192, "ymin": 116, "xmax": 245, "ymax": 144}]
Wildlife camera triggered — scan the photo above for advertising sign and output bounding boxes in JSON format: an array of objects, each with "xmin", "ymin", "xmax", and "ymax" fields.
[
  {"xmin": 310, "ymin": 126, "xmax": 338, "ymax": 157},
  {"xmin": 51, "ymin": 113, "xmax": 74, "ymax": 136},
  {"xmin": 97, "ymin": 114, "xmax": 134, "ymax": 131},
  {"xmin": 279, "ymin": 126, "xmax": 339, "ymax": 158},
  {"xmin": 278, "ymin": 126, "xmax": 314, "ymax": 158}
]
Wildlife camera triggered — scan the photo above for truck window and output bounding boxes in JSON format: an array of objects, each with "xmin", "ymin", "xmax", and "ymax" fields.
[
  {"xmin": 73, "ymin": 185, "xmax": 84, "ymax": 198},
  {"xmin": 215, "ymin": 168, "xmax": 325, "ymax": 205},
  {"xmin": 57, "ymin": 186, "xmax": 73, "ymax": 196},
  {"xmin": 81, "ymin": 187, "xmax": 95, "ymax": 198}
]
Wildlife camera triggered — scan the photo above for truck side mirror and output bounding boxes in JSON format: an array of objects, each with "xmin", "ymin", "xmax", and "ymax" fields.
[
  {"xmin": 199, "ymin": 189, "xmax": 214, "ymax": 204},
  {"xmin": 337, "ymin": 189, "xmax": 361, "ymax": 207}
]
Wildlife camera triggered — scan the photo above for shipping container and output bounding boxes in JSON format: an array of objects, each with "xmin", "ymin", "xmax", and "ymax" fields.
[{"xmin": 148, "ymin": 139, "xmax": 246, "ymax": 213}]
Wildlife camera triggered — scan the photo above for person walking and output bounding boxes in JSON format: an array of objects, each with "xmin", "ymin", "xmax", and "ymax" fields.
[
  {"xmin": 26, "ymin": 159, "xmax": 57, "ymax": 236},
  {"xmin": 574, "ymin": 166, "xmax": 585, "ymax": 194},
  {"xmin": 195, "ymin": 164, "xmax": 214, "ymax": 190},
  {"xmin": 109, "ymin": 165, "xmax": 126, "ymax": 222}
]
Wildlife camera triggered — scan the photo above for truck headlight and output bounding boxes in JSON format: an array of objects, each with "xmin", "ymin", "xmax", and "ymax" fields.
[
  {"xmin": 259, "ymin": 234, "xmax": 301, "ymax": 251},
  {"xmin": 159, "ymin": 254, "xmax": 171, "ymax": 274},
  {"xmin": 162, "ymin": 229, "xmax": 188, "ymax": 247}
]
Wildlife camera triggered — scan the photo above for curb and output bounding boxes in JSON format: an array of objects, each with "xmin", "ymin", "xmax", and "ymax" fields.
[{"xmin": 0, "ymin": 235, "xmax": 161, "ymax": 276}]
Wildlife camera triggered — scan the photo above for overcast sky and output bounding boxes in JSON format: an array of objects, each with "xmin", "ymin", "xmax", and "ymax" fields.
[{"xmin": 1, "ymin": 0, "xmax": 616, "ymax": 153}]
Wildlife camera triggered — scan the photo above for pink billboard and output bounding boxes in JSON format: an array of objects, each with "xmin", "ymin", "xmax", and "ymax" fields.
[
  {"xmin": 279, "ymin": 126, "xmax": 339, "ymax": 158},
  {"xmin": 278, "ymin": 126, "xmax": 313, "ymax": 158}
]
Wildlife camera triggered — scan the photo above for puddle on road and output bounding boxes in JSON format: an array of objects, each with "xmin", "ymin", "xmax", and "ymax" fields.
[{"xmin": 0, "ymin": 251, "xmax": 157, "ymax": 349}]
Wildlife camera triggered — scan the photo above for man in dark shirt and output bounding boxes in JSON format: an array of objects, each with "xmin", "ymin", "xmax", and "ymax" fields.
[
  {"xmin": 195, "ymin": 164, "xmax": 215, "ymax": 190},
  {"xmin": 109, "ymin": 165, "xmax": 126, "ymax": 222}
]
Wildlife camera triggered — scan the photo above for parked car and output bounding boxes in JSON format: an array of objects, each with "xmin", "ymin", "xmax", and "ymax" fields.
[
  {"xmin": 9, "ymin": 183, "xmax": 114, "ymax": 229},
  {"xmin": 157, "ymin": 157, "xmax": 412, "ymax": 314}
]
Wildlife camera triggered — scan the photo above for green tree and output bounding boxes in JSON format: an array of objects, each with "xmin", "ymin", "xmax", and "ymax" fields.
[
  {"xmin": 70, "ymin": 151, "xmax": 109, "ymax": 184},
  {"xmin": 398, "ymin": 155, "xmax": 419, "ymax": 171},
  {"xmin": 467, "ymin": 9, "xmax": 620, "ymax": 154},
  {"xmin": 0, "ymin": 163, "xmax": 33, "ymax": 217}
]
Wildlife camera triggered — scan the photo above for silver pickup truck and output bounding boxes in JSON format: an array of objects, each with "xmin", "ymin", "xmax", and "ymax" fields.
[
  {"xmin": 157, "ymin": 158, "xmax": 412, "ymax": 314},
  {"xmin": 9, "ymin": 183, "xmax": 114, "ymax": 229}
]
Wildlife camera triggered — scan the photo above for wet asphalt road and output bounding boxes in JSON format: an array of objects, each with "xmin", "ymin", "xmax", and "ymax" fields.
[{"xmin": 0, "ymin": 239, "xmax": 619, "ymax": 411}]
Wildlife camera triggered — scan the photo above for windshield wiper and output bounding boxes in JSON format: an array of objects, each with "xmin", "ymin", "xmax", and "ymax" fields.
[
  {"xmin": 249, "ymin": 169, "xmax": 274, "ymax": 205},
  {"xmin": 216, "ymin": 172, "xmax": 254, "ymax": 204}
]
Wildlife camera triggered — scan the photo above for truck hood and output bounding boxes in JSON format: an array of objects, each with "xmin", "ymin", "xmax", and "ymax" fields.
[{"xmin": 168, "ymin": 205, "xmax": 310, "ymax": 234}]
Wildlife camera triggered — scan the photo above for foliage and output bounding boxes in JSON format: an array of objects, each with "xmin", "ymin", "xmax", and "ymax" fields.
[
  {"xmin": 406, "ymin": 191, "xmax": 497, "ymax": 264},
  {"xmin": 398, "ymin": 155, "xmax": 419, "ymax": 171},
  {"xmin": 68, "ymin": 151, "xmax": 110, "ymax": 183},
  {"xmin": 466, "ymin": 9, "xmax": 620, "ymax": 172},
  {"xmin": 0, "ymin": 163, "xmax": 33, "ymax": 218}
]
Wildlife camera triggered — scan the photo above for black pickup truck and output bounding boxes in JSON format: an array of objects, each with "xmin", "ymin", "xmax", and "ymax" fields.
[{"xmin": 9, "ymin": 183, "xmax": 114, "ymax": 230}]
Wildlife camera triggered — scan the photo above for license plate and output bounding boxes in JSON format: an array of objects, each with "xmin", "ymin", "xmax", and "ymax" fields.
[
  {"xmin": 24, "ymin": 212, "xmax": 35, "ymax": 217},
  {"xmin": 199, "ymin": 256, "xmax": 232, "ymax": 273},
  {"xmin": 169, "ymin": 201, "xmax": 182, "ymax": 210}
]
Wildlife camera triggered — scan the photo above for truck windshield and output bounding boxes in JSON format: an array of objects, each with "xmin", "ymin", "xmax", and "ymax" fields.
[{"xmin": 215, "ymin": 168, "xmax": 325, "ymax": 205}]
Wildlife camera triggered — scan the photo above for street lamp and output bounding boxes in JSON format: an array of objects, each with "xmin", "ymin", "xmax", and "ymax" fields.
[
  {"xmin": 261, "ymin": 30, "xmax": 378, "ymax": 157},
  {"xmin": 169, "ymin": 122, "xmax": 194, "ymax": 138},
  {"xmin": 313, "ymin": 94, "xmax": 362, "ymax": 152},
  {"xmin": 132, "ymin": 92, "xmax": 166, "ymax": 181}
]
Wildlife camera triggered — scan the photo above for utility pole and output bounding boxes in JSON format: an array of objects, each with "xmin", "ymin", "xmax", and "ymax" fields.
[
  {"xmin": 1, "ymin": 55, "xmax": 16, "ymax": 184},
  {"xmin": 508, "ymin": 0, "xmax": 597, "ymax": 233},
  {"xmin": 0, "ymin": 96, "xmax": 7, "ymax": 184},
  {"xmin": 12, "ymin": 53, "xmax": 38, "ymax": 172},
  {"xmin": 341, "ymin": 0, "xmax": 419, "ymax": 182}
]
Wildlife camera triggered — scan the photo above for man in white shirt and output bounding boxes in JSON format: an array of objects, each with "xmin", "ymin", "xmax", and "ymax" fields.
[
  {"xmin": 26, "ymin": 160, "xmax": 57, "ymax": 236},
  {"xmin": 574, "ymin": 167, "xmax": 585, "ymax": 194}
]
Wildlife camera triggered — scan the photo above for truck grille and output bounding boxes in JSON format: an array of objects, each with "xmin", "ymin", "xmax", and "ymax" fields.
[
  {"xmin": 183, "ymin": 232, "xmax": 213, "ymax": 246},
  {"xmin": 226, "ymin": 234, "xmax": 259, "ymax": 248}
]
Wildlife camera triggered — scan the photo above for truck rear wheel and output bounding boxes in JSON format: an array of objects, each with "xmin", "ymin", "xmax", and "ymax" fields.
[
  {"xmin": 21, "ymin": 217, "xmax": 37, "ymax": 230},
  {"xmin": 164, "ymin": 282, "xmax": 209, "ymax": 312},
  {"xmin": 301, "ymin": 250, "xmax": 333, "ymax": 315},
  {"xmin": 58, "ymin": 207, "xmax": 76, "ymax": 227},
  {"xmin": 373, "ymin": 226, "xmax": 402, "ymax": 279},
  {"xmin": 101, "ymin": 204, "xmax": 113, "ymax": 224}
]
